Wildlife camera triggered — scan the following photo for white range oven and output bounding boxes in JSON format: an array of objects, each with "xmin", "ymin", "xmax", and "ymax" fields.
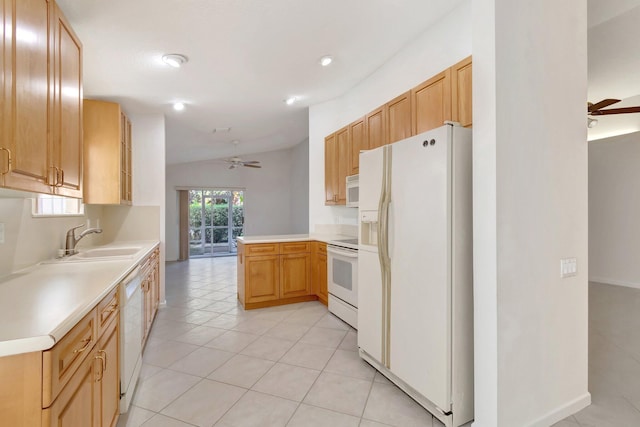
[{"xmin": 327, "ymin": 238, "xmax": 358, "ymax": 329}]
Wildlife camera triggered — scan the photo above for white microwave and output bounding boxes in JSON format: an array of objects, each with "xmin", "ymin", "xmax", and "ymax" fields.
[{"xmin": 346, "ymin": 174, "xmax": 359, "ymax": 208}]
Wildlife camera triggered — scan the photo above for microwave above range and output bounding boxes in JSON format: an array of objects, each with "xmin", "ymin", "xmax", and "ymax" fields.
[{"xmin": 346, "ymin": 174, "xmax": 359, "ymax": 208}]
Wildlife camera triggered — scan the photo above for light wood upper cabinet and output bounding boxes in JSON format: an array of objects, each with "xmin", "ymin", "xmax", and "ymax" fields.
[
  {"xmin": 412, "ymin": 69, "xmax": 452, "ymax": 135},
  {"xmin": 0, "ymin": 0, "xmax": 52, "ymax": 194},
  {"xmin": 349, "ymin": 117, "xmax": 366, "ymax": 175},
  {"xmin": 451, "ymin": 56, "xmax": 472, "ymax": 127},
  {"xmin": 366, "ymin": 106, "xmax": 386, "ymax": 150},
  {"xmin": 324, "ymin": 126, "xmax": 349, "ymax": 206},
  {"xmin": 51, "ymin": 3, "xmax": 83, "ymax": 198},
  {"xmin": 83, "ymin": 100, "xmax": 133, "ymax": 205},
  {"xmin": 336, "ymin": 126, "xmax": 349, "ymax": 204},
  {"xmin": 387, "ymin": 91, "xmax": 412, "ymax": 144},
  {"xmin": 0, "ymin": 0, "xmax": 83, "ymax": 197},
  {"xmin": 324, "ymin": 133, "xmax": 337, "ymax": 205}
]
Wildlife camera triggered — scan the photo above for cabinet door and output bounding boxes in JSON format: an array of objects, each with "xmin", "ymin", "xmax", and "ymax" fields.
[
  {"xmin": 412, "ymin": 69, "xmax": 451, "ymax": 134},
  {"xmin": 51, "ymin": 4, "xmax": 82, "ymax": 198},
  {"xmin": 280, "ymin": 253, "xmax": 311, "ymax": 298},
  {"xmin": 1, "ymin": 0, "xmax": 52, "ymax": 194},
  {"xmin": 451, "ymin": 56, "xmax": 472, "ymax": 127},
  {"xmin": 245, "ymin": 255, "xmax": 280, "ymax": 303},
  {"xmin": 324, "ymin": 133, "xmax": 337, "ymax": 205},
  {"xmin": 43, "ymin": 346, "xmax": 100, "ymax": 427},
  {"xmin": 365, "ymin": 106, "xmax": 386, "ymax": 150},
  {"xmin": 335, "ymin": 126, "xmax": 349, "ymax": 205},
  {"xmin": 387, "ymin": 91, "xmax": 412, "ymax": 144},
  {"xmin": 349, "ymin": 117, "xmax": 366, "ymax": 175},
  {"xmin": 121, "ymin": 115, "xmax": 132, "ymax": 204},
  {"xmin": 142, "ymin": 275, "xmax": 153, "ymax": 345},
  {"xmin": 316, "ymin": 252, "xmax": 328, "ymax": 305},
  {"xmin": 97, "ymin": 318, "xmax": 120, "ymax": 427}
]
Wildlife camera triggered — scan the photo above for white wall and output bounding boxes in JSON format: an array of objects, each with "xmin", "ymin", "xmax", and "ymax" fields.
[
  {"xmin": 589, "ymin": 131, "xmax": 640, "ymax": 288},
  {"xmin": 308, "ymin": 1, "xmax": 472, "ymax": 229},
  {"xmin": 290, "ymin": 139, "xmax": 310, "ymax": 234},
  {"xmin": 165, "ymin": 144, "xmax": 308, "ymax": 261},
  {"xmin": 130, "ymin": 113, "xmax": 166, "ymax": 300},
  {"xmin": 473, "ymin": 0, "xmax": 590, "ymax": 426}
]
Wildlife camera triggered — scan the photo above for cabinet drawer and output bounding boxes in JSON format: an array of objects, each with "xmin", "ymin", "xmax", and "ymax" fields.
[
  {"xmin": 97, "ymin": 287, "xmax": 119, "ymax": 336},
  {"xmin": 314, "ymin": 242, "xmax": 327, "ymax": 255},
  {"xmin": 43, "ymin": 308, "xmax": 98, "ymax": 407},
  {"xmin": 280, "ymin": 242, "xmax": 310, "ymax": 254},
  {"xmin": 245, "ymin": 243, "xmax": 279, "ymax": 256}
]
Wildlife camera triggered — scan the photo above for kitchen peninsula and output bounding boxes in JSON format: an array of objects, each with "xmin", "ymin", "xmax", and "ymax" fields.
[{"xmin": 237, "ymin": 234, "xmax": 351, "ymax": 309}]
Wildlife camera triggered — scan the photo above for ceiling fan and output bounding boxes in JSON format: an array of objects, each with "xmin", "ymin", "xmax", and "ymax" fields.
[
  {"xmin": 588, "ymin": 99, "xmax": 640, "ymax": 116},
  {"xmin": 224, "ymin": 156, "xmax": 262, "ymax": 169}
]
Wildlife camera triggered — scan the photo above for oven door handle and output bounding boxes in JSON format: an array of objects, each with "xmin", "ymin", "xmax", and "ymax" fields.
[{"xmin": 327, "ymin": 246, "xmax": 358, "ymax": 258}]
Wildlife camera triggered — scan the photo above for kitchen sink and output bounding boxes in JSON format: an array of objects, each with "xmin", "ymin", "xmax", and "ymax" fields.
[
  {"xmin": 74, "ymin": 247, "xmax": 142, "ymax": 259},
  {"xmin": 40, "ymin": 246, "xmax": 143, "ymax": 264}
]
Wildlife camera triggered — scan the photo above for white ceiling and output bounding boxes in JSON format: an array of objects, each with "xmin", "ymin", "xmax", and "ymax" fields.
[
  {"xmin": 55, "ymin": 0, "xmax": 640, "ymax": 161},
  {"xmin": 56, "ymin": 0, "xmax": 466, "ymax": 164}
]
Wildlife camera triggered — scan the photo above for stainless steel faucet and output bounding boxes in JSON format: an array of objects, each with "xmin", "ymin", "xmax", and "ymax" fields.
[{"xmin": 65, "ymin": 224, "xmax": 103, "ymax": 255}]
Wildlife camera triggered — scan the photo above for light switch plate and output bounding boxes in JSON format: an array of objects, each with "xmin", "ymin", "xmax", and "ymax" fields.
[
  {"xmin": 560, "ymin": 258, "xmax": 577, "ymax": 278},
  {"xmin": 0, "ymin": 223, "xmax": 4, "ymax": 244}
]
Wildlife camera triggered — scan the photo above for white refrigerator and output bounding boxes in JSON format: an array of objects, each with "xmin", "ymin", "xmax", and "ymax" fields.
[{"xmin": 358, "ymin": 123, "xmax": 473, "ymax": 427}]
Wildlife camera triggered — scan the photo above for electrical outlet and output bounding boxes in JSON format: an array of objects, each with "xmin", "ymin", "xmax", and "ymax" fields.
[
  {"xmin": 0, "ymin": 223, "xmax": 4, "ymax": 244},
  {"xmin": 560, "ymin": 258, "xmax": 577, "ymax": 278}
]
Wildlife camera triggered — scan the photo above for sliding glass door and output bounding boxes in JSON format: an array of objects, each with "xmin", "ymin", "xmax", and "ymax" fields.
[{"xmin": 189, "ymin": 189, "xmax": 244, "ymax": 257}]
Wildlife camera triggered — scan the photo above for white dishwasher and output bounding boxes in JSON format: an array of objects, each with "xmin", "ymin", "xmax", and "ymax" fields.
[{"xmin": 119, "ymin": 266, "xmax": 143, "ymax": 413}]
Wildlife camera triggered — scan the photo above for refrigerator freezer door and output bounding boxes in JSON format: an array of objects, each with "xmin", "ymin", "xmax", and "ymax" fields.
[
  {"xmin": 358, "ymin": 146, "xmax": 384, "ymax": 212},
  {"xmin": 357, "ymin": 249, "xmax": 384, "ymax": 363},
  {"xmin": 388, "ymin": 126, "xmax": 452, "ymax": 411}
]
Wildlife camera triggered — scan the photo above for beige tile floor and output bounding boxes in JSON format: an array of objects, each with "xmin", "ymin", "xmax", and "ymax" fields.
[{"xmin": 116, "ymin": 258, "xmax": 639, "ymax": 427}]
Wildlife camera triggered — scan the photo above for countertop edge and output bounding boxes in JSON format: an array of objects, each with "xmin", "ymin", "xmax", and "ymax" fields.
[{"xmin": 237, "ymin": 233, "xmax": 355, "ymax": 245}]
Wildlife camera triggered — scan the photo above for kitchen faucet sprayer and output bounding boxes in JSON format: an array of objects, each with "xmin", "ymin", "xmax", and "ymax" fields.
[{"xmin": 64, "ymin": 224, "xmax": 103, "ymax": 256}]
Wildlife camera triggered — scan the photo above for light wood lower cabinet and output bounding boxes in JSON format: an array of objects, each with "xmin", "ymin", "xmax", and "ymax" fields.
[
  {"xmin": 43, "ymin": 345, "xmax": 100, "ymax": 427},
  {"xmin": 312, "ymin": 242, "xmax": 328, "ymax": 306},
  {"xmin": 141, "ymin": 248, "xmax": 160, "ymax": 347},
  {"xmin": 238, "ymin": 241, "xmax": 317, "ymax": 309},
  {"xmin": 280, "ymin": 253, "xmax": 311, "ymax": 298},
  {"xmin": 0, "ymin": 288, "xmax": 120, "ymax": 427}
]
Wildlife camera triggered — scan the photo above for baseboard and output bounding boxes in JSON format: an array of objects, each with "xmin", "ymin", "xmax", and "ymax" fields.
[
  {"xmin": 526, "ymin": 392, "xmax": 591, "ymax": 427},
  {"xmin": 590, "ymin": 276, "xmax": 640, "ymax": 290},
  {"xmin": 470, "ymin": 393, "xmax": 590, "ymax": 427}
]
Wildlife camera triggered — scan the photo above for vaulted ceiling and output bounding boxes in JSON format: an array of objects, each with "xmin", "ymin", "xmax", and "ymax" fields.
[{"xmin": 56, "ymin": 0, "xmax": 640, "ymax": 163}]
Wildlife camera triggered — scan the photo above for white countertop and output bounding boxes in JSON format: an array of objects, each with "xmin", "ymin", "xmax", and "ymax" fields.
[
  {"xmin": 0, "ymin": 240, "xmax": 159, "ymax": 357},
  {"xmin": 237, "ymin": 233, "xmax": 356, "ymax": 245}
]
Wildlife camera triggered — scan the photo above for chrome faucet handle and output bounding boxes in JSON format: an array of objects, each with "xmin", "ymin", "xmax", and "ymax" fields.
[{"xmin": 67, "ymin": 224, "xmax": 86, "ymax": 236}]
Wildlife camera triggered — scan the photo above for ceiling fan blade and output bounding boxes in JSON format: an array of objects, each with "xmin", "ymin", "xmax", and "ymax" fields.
[
  {"xmin": 588, "ymin": 99, "xmax": 620, "ymax": 112},
  {"xmin": 243, "ymin": 161, "xmax": 260, "ymax": 164},
  {"xmin": 243, "ymin": 164, "xmax": 262, "ymax": 168},
  {"xmin": 590, "ymin": 106, "xmax": 640, "ymax": 116}
]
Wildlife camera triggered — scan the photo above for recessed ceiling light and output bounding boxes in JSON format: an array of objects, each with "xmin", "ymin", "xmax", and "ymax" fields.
[
  {"xmin": 162, "ymin": 54, "xmax": 188, "ymax": 68},
  {"xmin": 319, "ymin": 55, "xmax": 333, "ymax": 67},
  {"xmin": 212, "ymin": 128, "xmax": 231, "ymax": 133},
  {"xmin": 173, "ymin": 102, "xmax": 185, "ymax": 111},
  {"xmin": 285, "ymin": 96, "xmax": 297, "ymax": 106}
]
